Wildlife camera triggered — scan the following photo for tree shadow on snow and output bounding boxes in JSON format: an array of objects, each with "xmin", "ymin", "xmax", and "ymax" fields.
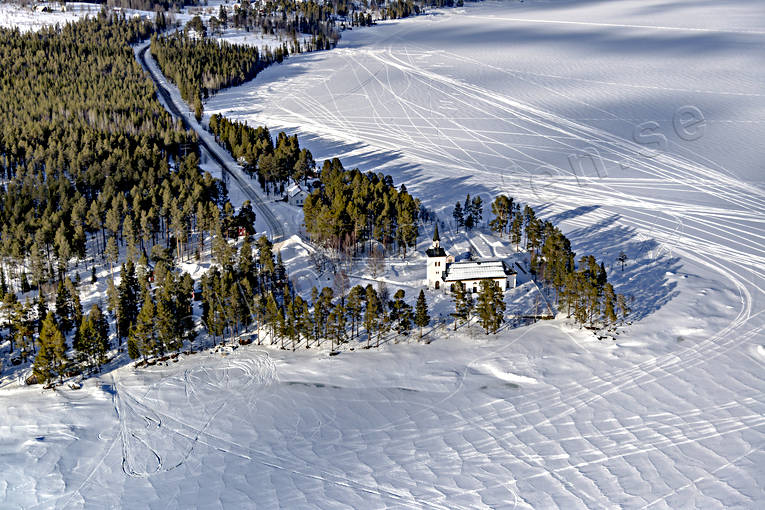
[{"xmin": 564, "ymin": 212, "xmax": 681, "ymax": 321}]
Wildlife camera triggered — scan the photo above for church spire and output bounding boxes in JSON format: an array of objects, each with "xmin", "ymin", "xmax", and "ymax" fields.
[{"xmin": 433, "ymin": 224, "xmax": 440, "ymax": 243}]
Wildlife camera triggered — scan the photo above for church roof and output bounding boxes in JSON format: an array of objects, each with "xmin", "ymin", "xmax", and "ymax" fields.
[
  {"xmin": 426, "ymin": 246, "xmax": 446, "ymax": 257},
  {"xmin": 442, "ymin": 259, "xmax": 514, "ymax": 282}
]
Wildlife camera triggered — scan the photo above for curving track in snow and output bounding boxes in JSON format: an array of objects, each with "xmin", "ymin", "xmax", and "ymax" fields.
[{"xmin": 202, "ymin": 1, "xmax": 765, "ymax": 506}]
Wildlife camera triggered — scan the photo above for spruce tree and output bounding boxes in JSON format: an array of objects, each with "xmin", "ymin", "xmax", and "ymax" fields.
[
  {"xmin": 477, "ymin": 280, "xmax": 495, "ymax": 334},
  {"xmin": 453, "ymin": 202, "xmax": 464, "ymax": 228},
  {"xmin": 34, "ymin": 312, "xmax": 67, "ymax": 386},
  {"xmin": 603, "ymin": 283, "xmax": 617, "ymax": 327},
  {"xmin": 391, "ymin": 289, "xmax": 412, "ymax": 340},
  {"xmin": 414, "ymin": 289, "xmax": 430, "ymax": 340},
  {"xmin": 117, "ymin": 261, "xmax": 139, "ymax": 341},
  {"xmin": 364, "ymin": 285, "xmax": 380, "ymax": 348},
  {"xmin": 129, "ymin": 293, "xmax": 156, "ymax": 361}
]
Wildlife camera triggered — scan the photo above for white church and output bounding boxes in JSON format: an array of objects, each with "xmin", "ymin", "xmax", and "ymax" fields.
[{"xmin": 426, "ymin": 226, "xmax": 516, "ymax": 293}]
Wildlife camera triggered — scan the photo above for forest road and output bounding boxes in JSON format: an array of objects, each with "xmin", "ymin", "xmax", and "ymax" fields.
[{"xmin": 137, "ymin": 45, "xmax": 285, "ymax": 242}]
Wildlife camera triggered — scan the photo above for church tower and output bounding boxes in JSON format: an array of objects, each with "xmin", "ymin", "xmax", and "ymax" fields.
[{"xmin": 426, "ymin": 225, "xmax": 447, "ymax": 289}]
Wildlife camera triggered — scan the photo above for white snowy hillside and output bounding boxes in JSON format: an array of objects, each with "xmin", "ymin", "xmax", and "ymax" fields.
[
  {"xmin": 0, "ymin": 2, "xmax": 99, "ymax": 32},
  {"xmin": 1, "ymin": 0, "xmax": 764, "ymax": 509}
]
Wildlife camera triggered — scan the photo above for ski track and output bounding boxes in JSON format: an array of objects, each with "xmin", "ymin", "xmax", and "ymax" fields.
[
  {"xmin": 198, "ymin": 4, "xmax": 765, "ymax": 506},
  {"xmin": 4, "ymin": 2, "xmax": 765, "ymax": 508}
]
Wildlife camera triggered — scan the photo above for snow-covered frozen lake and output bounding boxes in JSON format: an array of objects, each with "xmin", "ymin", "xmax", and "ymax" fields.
[{"xmin": 2, "ymin": 0, "xmax": 764, "ymax": 508}]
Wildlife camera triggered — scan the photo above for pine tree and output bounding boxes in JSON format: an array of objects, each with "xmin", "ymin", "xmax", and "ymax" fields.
[
  {"xmin": 414, "ymin": 289, "xmax": 430, "ymax": 340},
  {"xmin": 491, "ymin": 281, "xmax": 506, "ymax": 333},
  {"xmin": 346, "ymin": 285, "xmax": 364, "ymax": 341},
  {"xmin": 510, "ymin": 210, "xmax": 523, "ymax": 252},
  {"xmin": 265, "ymin": 291, "xmax": 280, "ymax": 345},
  {"xmin": 34, "ymin": 312, "xmax": 67, "ymax": 386},
  {"xmin": 75, "ymin": 304, "xmax": 110, "ymax": 372},
  {"xmin": 617, "ymin": 293, "xmax": 630, "ymax": 324},
  {"xmin": 155, "ymin": 284, "xmax": 179, "ymax": 353},
  {"xmin": 285, "ymin": 296, "xmax": 299, "ymax": 351},
  {"xmin": 597, "ymin": 262, "xmax": 608, "ymax": 289},
  {"xmin": 463, "ymin": 194, "xmax": 474, "ymax": 230},
  {"xmin": 489, "ymin": 195, "xmax": 512, "ymax": 237},
  {"xmin": 452, "ymin": 202, "xmax": 464, "ymax": 228},
  {"xmin": 328, "ymin": 302, "xmax": 346, "ymax": 350},
  {"xmin": 129, "ymin": 293, "xmax": 156, "ymax": 361},
  {"xmin": 55, "ymin": 279, "xmax": 74, "ymax": 335},
  {"xmin": 618, "ymin": 251, "xmax": 628, "ymax": 271},
  {"xmin": 391, "ymin": 289, "xmax": 412, "ymax": 340},
  {"xmin": 451, "ymin": 282, "xmax": 472, "ymax": 330},
  {"xmin": 603, "ymin": 283, "xmax": 617, "ymax": 327},
  {"xmin": 470, "ymin": 195, "xmax": 483, "ymax": 227},
  {"xmin": 194, "ymin": 96, "xmax": 203, "ymax": 122},
  {"xmin": 476, "ymin": 280, "xmax": 495, "ymax": 334},
  {"xmin": 298, "ymin": 298, "xmax": 312, "ymax": 349},
  {"xmin": 364, "ymin": 285, "xmax": 380, "ymax": 348}
]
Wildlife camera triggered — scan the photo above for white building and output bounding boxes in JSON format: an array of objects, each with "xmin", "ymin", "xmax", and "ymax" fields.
[
  {"xmin": 443, "ymin": 259, "xmax": 515, "ymax": 293},
  {"xmin": 286, "ymin": 183, "xmax": 308, "ymax": 207},
  {"xmin": 425, "ymin": 226, "xmax": 516, "ymax": 292},
  {"xmin": 426, "ymin": 225, "xmax": 451, "ymax": 289}
]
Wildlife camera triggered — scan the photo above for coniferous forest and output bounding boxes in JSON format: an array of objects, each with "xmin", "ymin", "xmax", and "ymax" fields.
[
  {"xmin": 151, "ymin": 31, "xmax": 270, "ymax": 107},
  {"xmin": 0, "ymin": 13, "xmax": 227, "ymax": 286},
  {"xmin": 0, "ymin": 1, "xmax": 626, "ymax": 388},
  {"xmin": 0, "ymin": 12, "xmax": 230, "ymax": 381}
]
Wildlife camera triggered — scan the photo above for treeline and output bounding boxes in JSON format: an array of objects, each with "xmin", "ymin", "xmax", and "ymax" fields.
[
  {"xmin": 209, "ymin": 114, "xmax": 316, "ymax": 193},
  {"xmin": 197, "ymin": 236, "xmax": 432, "ymax": 350},
  {"xmin": 0, "ymin": 13, "xmax": 226, "ymax": 294},
  {"xmin": 151, "ymin": 30, "xmax": 275, "ymax": 114},
  {"xmin": 203, "ymin": 1, "xmax": 341, "ymax": 44},
  {"xmin": 487, "ymin": 195, "xmax": 630, "ymax": 328},
  {"xmin": 8, "ymin": 254, "xmax": 197, "ymax": 385},
  {"xmin": 450, "ymin": 280, "xmax": 506, "ymax": 334},
  {"xmin": 209, "ymin": 114, "xmax": 423, "ymax": 256},
  {"xmin": 152, "ymin": 0, "xmax": 480, "ymax": 115},
  {"xmin": 303, "ymin": 160, "xmax": 420, "ymax": 257},
  {"xmin": 105, "ymin": 0, "xmax": 199, "ymax": 10}
]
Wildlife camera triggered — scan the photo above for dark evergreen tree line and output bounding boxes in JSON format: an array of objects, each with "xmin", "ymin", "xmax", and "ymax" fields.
[
  {"xmin": 303, "ymin": 159, "xmax": 420, "ymax": 257},
  {"xmin": 487, "ymin": 194, "xmax": 630, "ymax": 328},
  {"xmin": 197, "ymin": 237, "xmax": 431, "ymax": 350},
  {"xmin": 209, "ymin": 114, "xmax": 316, "ymax": 195},
  {"xmin": 150, "ymin": 30, "xmax": 277, "ymax": 109},
  {"xmin": 0, "ymin": 13, "xmax": 225, "ymax": 293}
]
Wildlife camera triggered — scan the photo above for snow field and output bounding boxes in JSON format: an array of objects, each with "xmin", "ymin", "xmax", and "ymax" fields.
[{"xmin": 1, "ymin": 0, "xmax": 764, "ymax": 507}]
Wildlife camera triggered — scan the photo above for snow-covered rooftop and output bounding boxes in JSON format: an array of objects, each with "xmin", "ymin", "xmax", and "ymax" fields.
[
  {"xmin": 287, "ymin": 183, "xmax": 305, "ymax": 197},
  {"xmin": 442, "ymin": 259, "xmax": 511, "ymax": 282}
]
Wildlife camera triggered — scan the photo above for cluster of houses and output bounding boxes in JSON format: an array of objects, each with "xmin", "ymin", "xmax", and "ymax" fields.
[{"xmin": 426, "ymin": 226, "xmax": 516, "ymax": 294}]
